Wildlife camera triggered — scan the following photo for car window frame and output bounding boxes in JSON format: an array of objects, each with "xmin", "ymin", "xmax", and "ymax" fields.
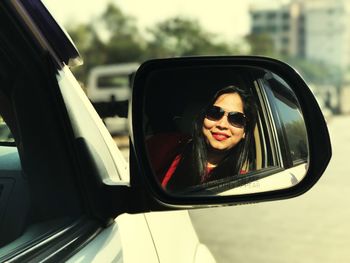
[
  {"xmin": 253, "ymin": 78, "xmax": 283, "ymax": 169},
  {"xmin": 259, "ymin": 73, "xmax": 308, "ymax": 168}
]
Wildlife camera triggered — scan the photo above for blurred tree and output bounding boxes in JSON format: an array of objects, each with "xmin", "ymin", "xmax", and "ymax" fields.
[
  {"xmin": 102, "ymin": 4, "xmax": 146, "ymax": 63},
  {"xmin": 67, "ymin": 3, "xmax": 145, "ymax": 83},
  {"xmin": 68, "ymin": 4, "xmax": 256, "ymax": 85},
  {"xmin": 146, "ymin": 17, "xmax": 237, "ymax": 58}
]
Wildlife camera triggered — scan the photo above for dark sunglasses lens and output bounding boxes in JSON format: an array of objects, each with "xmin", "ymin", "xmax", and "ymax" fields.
[
  {"xmin": 206, "ymin": 106, "xmax": 224, "ymax": 120},
  {"xmin": 228, "ymin": 113, "xmax": 246, "ymax": 127}
]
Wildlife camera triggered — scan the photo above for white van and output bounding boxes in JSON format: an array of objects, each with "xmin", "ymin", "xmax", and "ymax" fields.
[
  {"xmin": 87, "ymin": 63, "xmax": 139, "ymax": 134},
  {"xmin": 87, "ymin": 63, "xmax": 139, "ymax": 116}
]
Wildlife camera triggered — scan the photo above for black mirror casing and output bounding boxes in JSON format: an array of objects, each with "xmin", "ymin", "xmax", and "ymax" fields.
[{"xmin": 128, "ymin": 56, "xmax": 331, "ymax": 209}]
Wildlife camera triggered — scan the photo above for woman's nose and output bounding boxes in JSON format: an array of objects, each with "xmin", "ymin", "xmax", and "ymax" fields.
[{"xmin": 216, "ymin": 115, "xmax": 230, "ymax": 128}]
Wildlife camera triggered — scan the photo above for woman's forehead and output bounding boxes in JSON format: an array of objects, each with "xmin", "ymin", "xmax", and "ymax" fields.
[{"xmin": 213, "ymin": 93, "xmax": 244, "ymax": 112}]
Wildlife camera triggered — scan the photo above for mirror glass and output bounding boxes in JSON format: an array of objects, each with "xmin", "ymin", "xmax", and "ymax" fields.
[{"xmin": 142, "ymin": 65, "xmax": 308, "ymax": 196}]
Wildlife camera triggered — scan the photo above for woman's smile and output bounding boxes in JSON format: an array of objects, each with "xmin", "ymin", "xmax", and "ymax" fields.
[{"xmin": 211, "ymin": 132, "xmax": 230, "ymax": 141}]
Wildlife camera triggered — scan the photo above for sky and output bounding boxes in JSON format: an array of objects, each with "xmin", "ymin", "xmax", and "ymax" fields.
[{"xmin": 42, "ymin": 0, "xmax": 287, "ymax": 42}]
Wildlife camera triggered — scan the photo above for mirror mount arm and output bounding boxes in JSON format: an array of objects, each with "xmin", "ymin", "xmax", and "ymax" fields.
[{"xmin": 99, "ymin": 145, "xmax": 175, "ymax": 222}]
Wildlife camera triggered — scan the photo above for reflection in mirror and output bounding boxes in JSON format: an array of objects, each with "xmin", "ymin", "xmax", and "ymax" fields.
[
  {"xmin": 0, "ymin": 115, "xmax": 15, "ymax": 145},
  {"xmin": 143, "ymin": 65, "xmax": 308, "ymax": 196}
]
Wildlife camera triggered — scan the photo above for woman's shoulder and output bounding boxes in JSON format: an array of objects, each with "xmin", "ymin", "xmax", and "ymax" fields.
[{"xmin": 146, "ymin": 132, "xmax": 191, "ymax": 180}]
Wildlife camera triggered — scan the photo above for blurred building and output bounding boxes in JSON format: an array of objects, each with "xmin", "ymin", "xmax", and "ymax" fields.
[
  {"xmin": 250, "ymin": 0, "xmax": 350, "ymax": 71},
  {"xmin": 250, "ymin": 2, "xmax": 304, "ymax": 57}
]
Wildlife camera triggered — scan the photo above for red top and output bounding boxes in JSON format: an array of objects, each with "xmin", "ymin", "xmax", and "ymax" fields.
[
  {"xmin": 161, "ymin": 155, "xmax": 248, "ymax": 188},
  {"xmin": 146, "ymin": 133, "xmax": 248, "ymax": 189},
  {"xmin": 161, "ymin": 155, "xmax": 182, "ymax": 187},
  {"xmin": 145, "ymin": 133, "xmax": 190, "ymax": 181},
  {"xmin": 161, "ymin": 155, "xmax": 215, "ymax": 188}
]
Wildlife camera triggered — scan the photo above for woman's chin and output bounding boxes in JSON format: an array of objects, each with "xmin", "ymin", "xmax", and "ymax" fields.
[{"xmin": 209, "ymin": 143, "xmax": 232, "ymax": 153}]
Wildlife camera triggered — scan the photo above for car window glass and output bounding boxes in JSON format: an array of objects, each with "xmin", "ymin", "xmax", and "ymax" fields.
[
  {"xmin": 274, "ymin": 94, "xmax": 308, "ymax": 163},
  {"xmin": 265, "ymin": 73, "xmax": 308, "ymax": 165},
  {"xmin": 0, "ymin": 116, "xmax": 14, "ymax": 144},
  {"xmin": 97, "ymin": 74, "xmax": 130, "ymax": 89}
]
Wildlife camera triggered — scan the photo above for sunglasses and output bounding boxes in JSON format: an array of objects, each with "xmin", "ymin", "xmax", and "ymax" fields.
[{"xmin": 205, "ymin": 105, "xmax": 247, "ymax": 128}]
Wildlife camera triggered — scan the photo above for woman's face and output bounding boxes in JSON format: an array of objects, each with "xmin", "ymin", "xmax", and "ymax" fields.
[{"xmin": 202, "ymin": 92, "xmax": 246, "ymax": 152}]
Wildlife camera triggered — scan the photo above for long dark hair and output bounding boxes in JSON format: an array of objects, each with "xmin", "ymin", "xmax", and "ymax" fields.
[{"xmin": 167, "ymin": 85, "xmax": 257, "ymax": 191}]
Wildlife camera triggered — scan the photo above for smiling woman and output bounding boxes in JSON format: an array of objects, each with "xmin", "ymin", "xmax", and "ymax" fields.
[{"xmin": 159, "ymin": 85, "xmax": 257, "ymax": 192}]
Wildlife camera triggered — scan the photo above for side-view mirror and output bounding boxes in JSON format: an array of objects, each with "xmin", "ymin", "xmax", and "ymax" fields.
[{"xmin": 129, "ymin": 56, "xmax": 331, "ymax": 207}]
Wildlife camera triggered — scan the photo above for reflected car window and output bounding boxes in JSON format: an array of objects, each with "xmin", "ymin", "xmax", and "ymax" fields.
[
  {"xmin": 0, "ymin": 116, "xmax": 14, "ymax": 144},
  {"xmin": 264, "ymin": 73, "xmax": 308, "ymax": 166},
  {"xmin": 273, "ymin": 95, "xmax": 308, "ymax": 163}
]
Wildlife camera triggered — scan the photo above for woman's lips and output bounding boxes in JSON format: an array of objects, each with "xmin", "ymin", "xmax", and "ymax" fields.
[{"xmin": 212, "ymin": 132, "xmax": 229, "ymax": 141}]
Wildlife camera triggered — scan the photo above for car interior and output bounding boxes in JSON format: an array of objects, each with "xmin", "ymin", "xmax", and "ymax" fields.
[{"xmin": 0, "ymin": 8, "xmax": 86, "ymax": 259}]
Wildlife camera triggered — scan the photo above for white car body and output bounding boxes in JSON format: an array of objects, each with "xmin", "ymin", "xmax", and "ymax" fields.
[{"xmin": 68, "ymin": 211, "xmax": 215, "ymax": 263}]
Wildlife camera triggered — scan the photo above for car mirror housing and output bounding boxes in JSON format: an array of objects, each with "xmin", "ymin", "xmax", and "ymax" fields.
[{"xmin": 129, "ymin": 56, "xmax": 331, "ymax": 209}]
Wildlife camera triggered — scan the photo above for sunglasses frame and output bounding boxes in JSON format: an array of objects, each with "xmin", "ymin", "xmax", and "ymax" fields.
[{"xmin": 205, "ymin": 105, "xmax": 247, "ymax": 128}]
